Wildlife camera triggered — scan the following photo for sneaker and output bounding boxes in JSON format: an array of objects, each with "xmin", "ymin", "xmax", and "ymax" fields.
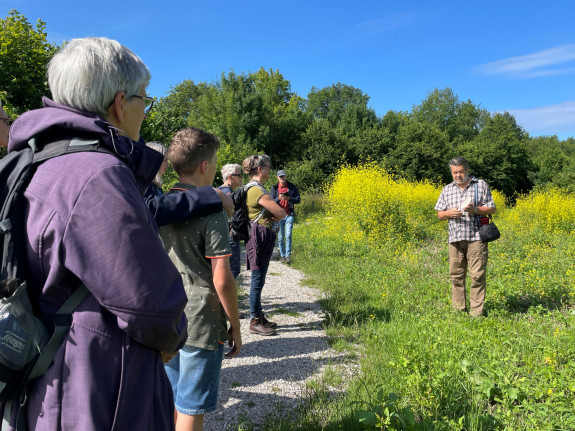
[
  {"xmin": 249, "ymin": 318, "xmax": 275, "ymax": 336},
  {"xmin": 285, "ymin": 257, "xmax": 291, "ymax": 264},
  {"xmin": 280, "ymin": 257, "xmax": 286, "ymax": 263},
  {"xmin": 260, "ymin": 313, "xmax": 278, "ymax": 329}
]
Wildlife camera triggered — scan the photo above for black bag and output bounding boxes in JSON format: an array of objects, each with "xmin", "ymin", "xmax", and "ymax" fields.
[
  {"xmin": 0, "ymin": 137, "xmax": 107, "ymax": 408},
  {"xmin": 478, "ymin": 215, "xmax": 501, "ymax": 242},
  {"xmin": 474, "ymin": 182, "xmax": 500, "ymax": 243},
  {"xmin": 229, "ymin": 181, "xmax": 265, "ymax": 241}
]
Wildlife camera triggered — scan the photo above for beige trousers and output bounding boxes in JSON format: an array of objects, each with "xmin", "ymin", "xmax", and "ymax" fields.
[{"xmin": 448, "ymin": 240, "xmax": 488, "ymax": 317}]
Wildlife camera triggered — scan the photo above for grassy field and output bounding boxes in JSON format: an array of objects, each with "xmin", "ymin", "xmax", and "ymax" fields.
[{"xmin": 263, "ymin": 165, "xmax": 575, "ymax": 431}]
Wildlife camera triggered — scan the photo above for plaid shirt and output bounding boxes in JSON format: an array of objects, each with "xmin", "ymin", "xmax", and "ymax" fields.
[{"xmin": 434, "ymin": 177, "xmax": 495, "ymax": 243}]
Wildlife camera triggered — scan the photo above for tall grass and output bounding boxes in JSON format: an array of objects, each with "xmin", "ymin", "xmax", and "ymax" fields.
[{"xmin": 267, "ymin": 163, "xmax": 575, "ymax": 430}]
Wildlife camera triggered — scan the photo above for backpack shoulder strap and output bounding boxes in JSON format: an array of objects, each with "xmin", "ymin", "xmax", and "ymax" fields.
[
  {"xmin": 243, "ymin": 181, "xmax": 267, "ymax": 222},
  {"xmin": 26, "ymin": 284, "xmax": 89, "ymax": 381},
  {"xmin": 1, "ymin": 137, "xmax": 112, "ymax": 282}
]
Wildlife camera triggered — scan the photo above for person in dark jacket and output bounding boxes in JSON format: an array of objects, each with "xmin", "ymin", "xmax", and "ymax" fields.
[
  {"xmin": 3, "ymin": 37, "xmax": 186, "ymax": 431},
  {"xmin": 217, "ymin": 163, "xmax": 243, "ymax": 278},
  {"xmin": 145, "ymin": 141, "xmax": 169, "ymax": 196},
  {"xmin": 0, "ymin": 104, "xmax": 10, "ymax": 147},
  {"xmin": 270, "ymin": 170, "xmax": 301, "ymax": 264},
  {"xmin": 143, "ymin": 141, "xmax": 231, "ymax": 227}
]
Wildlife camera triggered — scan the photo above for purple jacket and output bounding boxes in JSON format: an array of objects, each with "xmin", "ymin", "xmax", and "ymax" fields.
[{"xmin": 4, "ymin": 99, "xmax": 187, "ymax": 430}]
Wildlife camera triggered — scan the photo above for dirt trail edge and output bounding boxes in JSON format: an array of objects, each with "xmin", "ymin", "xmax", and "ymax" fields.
[{"xmin": 204, "ymin": 250, "xmax": 353, "ymax": 430}]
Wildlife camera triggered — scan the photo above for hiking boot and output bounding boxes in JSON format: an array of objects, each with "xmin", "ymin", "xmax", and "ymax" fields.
[
  {"xmin": 285, "ymin": 257, "xmax": 291, "ymax": 264},
  {"xmin": 249, "ymin": 318, "xmax": 275, "ymax": 336},
  {"xmin": 280, "ymin": 257, "xmax": 286, "ymax": 263},
  {"xmin": 260, "ymin": 313, "xmax": 278, "ymax": 329}
]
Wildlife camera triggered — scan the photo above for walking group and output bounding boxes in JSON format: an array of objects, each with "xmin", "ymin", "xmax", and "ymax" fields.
[
  {"xmin": 0, "ymin": 37, "xmax": 302, "ymax": 431},
  {"xmin": 0, "ymin": 36, "xmax": 495, "ymax": 431}
]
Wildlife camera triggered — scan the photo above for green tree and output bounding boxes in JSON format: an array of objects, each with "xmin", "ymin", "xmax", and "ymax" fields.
[
  {"xmin": 412, "ymin": 88, "xmax": 489, "ymax": 146},
  {"xmin": 301, "ymin": 119, "xmax": 350, "ymax": 182},
  {"xmin": 462, "ymin": 112, "xmax": 533, "ymax": 197},
  {"xmin": 527, "ymin": 135, "xmax": 575, "ymax": 190},
  {"xmin": 306, "ymin": 83, "xmax": 378, "ymax": 135},
  {"xmin": 142, "ymin": 69, "xmax": 309, "ymax": 178},
  {"xmin": 0, "ymin": 10, "xmax": 59, "ymax": 114},
  {"xmin": 141, "ymin": 79, "xmax": 202, "ymax": 144},
  {"xmin": 388, "ymin": 121, "xmax": 452, "ymax": 183}
]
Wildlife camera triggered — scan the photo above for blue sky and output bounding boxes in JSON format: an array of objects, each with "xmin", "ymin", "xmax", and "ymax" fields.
[{"xmin": 4, "ymin": 0, "xmax": 575, "ymax": 139}]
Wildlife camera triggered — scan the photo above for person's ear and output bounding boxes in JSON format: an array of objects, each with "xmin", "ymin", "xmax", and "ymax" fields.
[
  {"xmin": 108, "ymin": 92, "xmax": 127, "ymax": 124},
  {"xmin": 200, "ymin": 160, "xmax": 209, "ymax": 175}
]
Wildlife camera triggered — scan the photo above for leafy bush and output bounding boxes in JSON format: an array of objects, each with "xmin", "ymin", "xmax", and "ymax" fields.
[
  {"xmin": 324, "ymin": 162, "xmax": 445, "ymax": 244},
  {"xmin": 502, "ymin": 187, "xmax": 575, "ymax": 234}
]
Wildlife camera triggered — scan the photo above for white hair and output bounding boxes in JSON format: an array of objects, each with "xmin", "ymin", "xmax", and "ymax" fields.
[
  {"xmin": 48, "ymin": 37, "xmax": 151, "ymax": 117},
  {"xmin": 146, "ymin": 141, "xmax": 167, "ymax": 156},
  {"xmin": 146, "ymin": 142, "xmax": 167, "ymax": 187},
  {"xmin": 221, "ymin": 163, "xmax": 242, "ymax": 181}
]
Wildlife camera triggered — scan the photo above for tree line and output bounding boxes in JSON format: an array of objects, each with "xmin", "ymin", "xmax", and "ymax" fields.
[{"xmin": 2, "ymin": 10, "xmax": 574, "ymax": 196}]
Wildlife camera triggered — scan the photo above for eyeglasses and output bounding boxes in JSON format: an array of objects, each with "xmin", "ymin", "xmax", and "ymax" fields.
[
  {"xmin": 230, "ymin": 173, "xmax": 243, "ymax": 177},
  {"xmin": 128, "ymin": 95, "xmax": 155, "ymax": 114},
  {"xmin": 107, "ymin": 92, "xmax": 155, "ymax": 114},
  {"xmin": 0, "ymin": 118, "xmax": 12, "ymax": 127}
]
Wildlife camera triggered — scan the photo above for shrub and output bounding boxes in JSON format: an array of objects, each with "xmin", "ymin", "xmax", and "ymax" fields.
[
  {"xmin": 324, "ymin": 162, "xmax": 444, "ymax": 244},
  {"xmin": 501, "ymin": 187, "xmax": 575, "ymax": 234}
]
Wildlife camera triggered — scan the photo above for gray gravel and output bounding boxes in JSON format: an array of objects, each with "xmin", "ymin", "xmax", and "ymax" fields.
[{"xmin": 204, "ymin": 249, "xmax": 353, "ymax": 430}]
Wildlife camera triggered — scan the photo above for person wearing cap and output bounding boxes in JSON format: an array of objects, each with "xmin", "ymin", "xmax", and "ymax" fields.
[{"xmin": 270, "ymin": 169, "xmax": 301, "ymax": 264}]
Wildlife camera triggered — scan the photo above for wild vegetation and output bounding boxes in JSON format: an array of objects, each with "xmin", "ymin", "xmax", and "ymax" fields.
[
  {"xmin": 3, "ymin": 9, "xmax": 575, "ymax": 430},
  {"xmin": 2, "ymin": 9, "xmax": 574, "ymax": 193},
  {"xmin": 266, "ymin": 164, "xmax": 575, "ymax": 430}
]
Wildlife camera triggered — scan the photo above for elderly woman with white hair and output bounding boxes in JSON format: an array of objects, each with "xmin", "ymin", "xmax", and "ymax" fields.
[
  {"xmin": 4, "ymin": 38, "xmax": 187, "ymax": 430},
  {"xmin": 217, "ymin": 163, "xmax": 243, "ymax": 278}
]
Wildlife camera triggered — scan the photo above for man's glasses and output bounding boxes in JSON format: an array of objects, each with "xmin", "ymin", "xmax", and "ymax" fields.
[
  {"xmin": 0, "ymin": 118, "xmax": 12, "ymax": 127},
  {"xmin": 128, "ymin": 95, "xmax": 155, "ymax": 114}
]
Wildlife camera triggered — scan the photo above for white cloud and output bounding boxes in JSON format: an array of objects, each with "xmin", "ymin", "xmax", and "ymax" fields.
[
  {"xmin": 500, "ymin": 101, "xmax": 575, "ymax": 137},
  {"xmin": 475, "ymin": 44, "xmax": 575, "ymax": 78}
]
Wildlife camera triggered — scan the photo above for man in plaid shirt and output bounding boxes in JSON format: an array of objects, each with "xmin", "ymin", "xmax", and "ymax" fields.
[{"xmin": 434, "ymin": 157, "xmax": 496, "ymax": 317}]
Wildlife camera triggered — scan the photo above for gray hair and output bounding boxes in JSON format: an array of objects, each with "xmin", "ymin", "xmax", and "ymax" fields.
[
  {"xmin": 146, "ymin": 142, "xmax": 167, "ymax": 187},
  {"xmin": 146, "ymin": 141, "xmax": 167, "ymax": 156},
  {"xmin": 221, "ymin": 163, "xmax": 242, "ymax": 181},
  {"xmin": 448, "ymin": 156, "xmax": 469, "ymax": 172},
  {"xmin": 48, "ymin": 37, "xmax": 151, "ymax": 117}
]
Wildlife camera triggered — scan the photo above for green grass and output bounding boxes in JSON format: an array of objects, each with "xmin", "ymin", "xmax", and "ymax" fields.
[
  {"xmin": 259, "ymin": 212, "xmax": 575, "ymax": 430},
  {"xmin": 274, "ymin": 307, "xmax": 302, "ymax": 317}
]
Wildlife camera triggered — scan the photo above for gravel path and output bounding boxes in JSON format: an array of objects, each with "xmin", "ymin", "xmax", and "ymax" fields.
[{"xmin": 204, "ymin": 249, "xmax": 351, "ymax": 430}]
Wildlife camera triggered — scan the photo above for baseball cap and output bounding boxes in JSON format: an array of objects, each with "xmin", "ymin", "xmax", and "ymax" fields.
[{"xmin": 277, "ymin": 170, "xmax": 287, "ymax": 177}]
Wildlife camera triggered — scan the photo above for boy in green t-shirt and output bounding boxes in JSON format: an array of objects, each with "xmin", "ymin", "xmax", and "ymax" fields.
[{"xmin": 160, "ymin": 127, "xmax": 242, "ymax": 431}]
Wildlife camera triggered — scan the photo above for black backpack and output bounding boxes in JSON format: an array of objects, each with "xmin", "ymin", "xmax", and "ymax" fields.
[
  {"xmin": 229, "ymin": 181, "xmax": 265, "ymax": 241},
  {"xmin": 0, "ymin": 136, "xmax": 111, "ymax": 427}
]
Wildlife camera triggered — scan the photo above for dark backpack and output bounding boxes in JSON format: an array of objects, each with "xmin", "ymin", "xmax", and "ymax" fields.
[
  {"xmin": 229, "ymin": 181, "xmax": 265, "ymax": 241},
  {"xmin": 0, "ymin": 136, "xmax": 111, "ymax": 426}
]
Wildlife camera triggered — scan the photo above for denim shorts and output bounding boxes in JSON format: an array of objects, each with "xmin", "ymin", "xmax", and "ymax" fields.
[{"xmin": 164, "ymin": 344, "xmax": 224, "ymax": 415}]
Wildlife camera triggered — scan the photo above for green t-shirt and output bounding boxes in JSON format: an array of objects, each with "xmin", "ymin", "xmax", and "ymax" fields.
[
  {"xmin": 159, "ymin": 183, "xmax": 231, "ymax": 350},
  {"xmin": 246, "ymin": 183, "xmax": 275, "ymax": 229}
]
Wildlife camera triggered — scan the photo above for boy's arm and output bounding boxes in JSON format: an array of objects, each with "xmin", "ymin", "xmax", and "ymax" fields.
[
  {"xmin": 144, "ymin": 185, "xmax": 222, "ymax": 227},
  {"xmin": 211, "ymin": 256, "xmax": 242, "ymax": 357},
  {"xmin": 215, "ymin": 188, "xmax": 234, "ymax": 216}
]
